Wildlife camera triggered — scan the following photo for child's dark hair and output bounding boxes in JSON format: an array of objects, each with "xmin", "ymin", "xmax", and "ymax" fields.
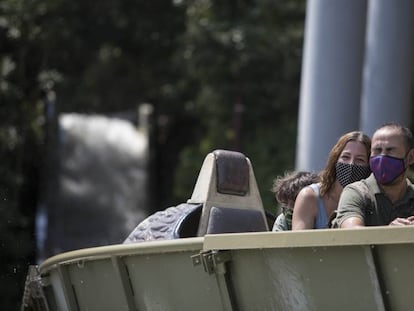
[{"xmin": 271, "ymin": 171, "xmax": 320, "ymax": 207}]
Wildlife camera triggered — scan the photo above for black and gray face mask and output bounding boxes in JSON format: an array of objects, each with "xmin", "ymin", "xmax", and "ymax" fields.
[{"xmin": 335, "ymin": 162, "xmax": 371, "ymax": 187}]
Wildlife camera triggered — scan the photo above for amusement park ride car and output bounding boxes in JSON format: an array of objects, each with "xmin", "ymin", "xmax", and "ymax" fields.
[{"xmin": 22, "ymin": 149, "xmax": 414, "ymax": 311}]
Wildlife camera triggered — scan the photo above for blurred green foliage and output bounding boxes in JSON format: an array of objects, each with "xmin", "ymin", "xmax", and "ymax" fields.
[
  {"xmin": 173, "ymin": 0, "xmax": 305, "ymax": 212},
  {"xmin": 0, "ymin": 0, "xmax": 305, "ymax": 308}
]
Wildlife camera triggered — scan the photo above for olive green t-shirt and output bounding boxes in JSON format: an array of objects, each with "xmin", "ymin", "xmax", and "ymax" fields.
[{"xmin": 334, "ymin": 174, "xmax": 414, "ymax": 227}]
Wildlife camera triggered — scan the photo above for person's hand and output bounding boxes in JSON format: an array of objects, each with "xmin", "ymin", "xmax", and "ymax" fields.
[{"xmin": 389, "ymin": 216, "xmax": 414, "ymax": 226}]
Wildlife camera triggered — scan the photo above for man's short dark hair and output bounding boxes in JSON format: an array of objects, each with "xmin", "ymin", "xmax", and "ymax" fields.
[{"xmin": 377, "ymin": 122, "xmax": 414, "ymax": 150}]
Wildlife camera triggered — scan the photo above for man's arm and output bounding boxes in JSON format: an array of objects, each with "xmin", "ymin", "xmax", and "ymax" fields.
[
  {"xmin": 340, "ymin": 216, "xmax": 364, "ymax": 228},
  {"xmin": 334, "ymin": 184, "xmax": 366, "ymax": 228}
]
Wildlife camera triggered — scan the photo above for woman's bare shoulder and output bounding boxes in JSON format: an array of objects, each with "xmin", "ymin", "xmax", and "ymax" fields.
[{"xmin": 296, "ymin": 185, "xmax": 317, "ymax": 200}]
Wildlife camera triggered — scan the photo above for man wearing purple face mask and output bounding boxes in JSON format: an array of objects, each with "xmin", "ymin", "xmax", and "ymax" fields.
[{"xmin": 333, "ymin": 123, "xmax": 414, "ymax": 228}]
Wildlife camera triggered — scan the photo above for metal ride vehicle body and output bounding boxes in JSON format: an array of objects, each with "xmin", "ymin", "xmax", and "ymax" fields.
[{"xmin": 22, "ymin": 150, "xmax": 414, "ymax": 311}]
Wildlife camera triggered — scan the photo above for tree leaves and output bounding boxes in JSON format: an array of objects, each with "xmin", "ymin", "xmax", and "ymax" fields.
[{"xmin": 1, "ymin": 1, "xmax": 306, "ymax": 307}]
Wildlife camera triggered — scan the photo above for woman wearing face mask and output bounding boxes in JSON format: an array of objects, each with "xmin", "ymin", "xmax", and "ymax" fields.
[{"xmin": 292, "ymin": 131, "xmax": 371, "ymax": 230}]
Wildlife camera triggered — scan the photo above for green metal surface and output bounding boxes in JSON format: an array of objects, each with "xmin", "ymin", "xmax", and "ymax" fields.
[
  {"xmin": 225, "ymin": 245, "xmax": 384, "ymax": 310},
  {"xmin": 28, "ymin": 227, "xmax": 414, "ymax": 310},
  {"xmin": 373, "ymin": 243, "xmax": 414, "ymax": 310}
]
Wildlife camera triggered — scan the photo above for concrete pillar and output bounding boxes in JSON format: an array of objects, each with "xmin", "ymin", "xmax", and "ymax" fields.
[
  {"xmin": 360, "ymin": 0, "xmax": 414, "ymax": 136},
  {"xmin": 296, "ymin": 0, "xmax": 367, "ymax": 171}
]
